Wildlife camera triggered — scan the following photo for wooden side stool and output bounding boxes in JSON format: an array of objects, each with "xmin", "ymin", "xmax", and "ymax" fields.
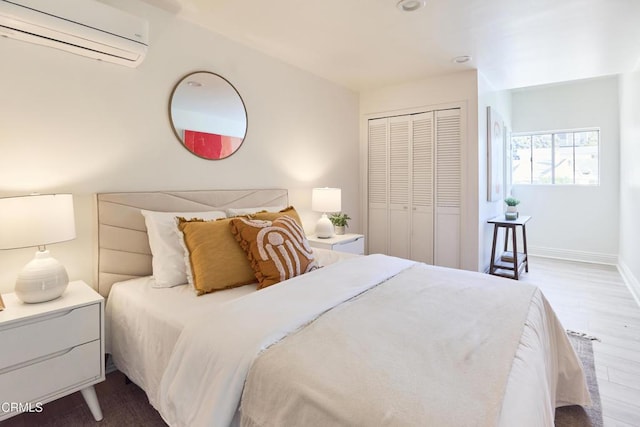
[{"xmin": 487, "ymin": 215, "xmax": 531, "ymax": 280}]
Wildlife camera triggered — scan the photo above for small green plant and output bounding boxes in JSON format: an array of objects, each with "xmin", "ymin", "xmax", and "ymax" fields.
[
  {"xmin": 329, "ymin": 212, "xmax": 351, "ymax": 227},
  {"xmin": 504, "ymin": 197, "xmax": 520, "ymax": 207}
]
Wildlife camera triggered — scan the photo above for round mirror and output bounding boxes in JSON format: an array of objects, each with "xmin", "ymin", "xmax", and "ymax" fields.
[{"xmin": 169, "ymin": 71, "xmax": 247, "ymax": 160}]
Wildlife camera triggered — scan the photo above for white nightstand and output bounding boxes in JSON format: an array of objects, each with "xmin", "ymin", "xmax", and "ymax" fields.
[
  {"xmin": 307, "ymin": 233, "xmax": 365, "ymax": 255},
  {"xmin": 0, "ymin": 280, "xmax": 105, "ymax": 421}
]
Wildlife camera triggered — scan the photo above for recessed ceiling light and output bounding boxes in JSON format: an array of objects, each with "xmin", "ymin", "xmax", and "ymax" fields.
[
  {"xmin": 452, "ymin": 55, "xmax": 472, "ymax": 64},
  {"xmin": 187, "ymin": 80, "xmax": 202, "ymax": 87},
  {"xmin": 397, "ymin": 0, "xmax": 426, "ymax": 12}
]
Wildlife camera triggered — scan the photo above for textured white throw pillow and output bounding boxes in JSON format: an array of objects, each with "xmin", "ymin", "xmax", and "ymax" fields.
[{"xmin": 141, "ymin": 209, "xmax": 227, "ymax": 288}]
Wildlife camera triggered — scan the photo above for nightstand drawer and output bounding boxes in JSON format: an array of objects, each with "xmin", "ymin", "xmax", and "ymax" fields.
[
  {"xmin": 307, "ymin": 234, "xmax": 366, "ymax": 255},
  {"xmin": 334, "ymin": 237, "xmax": 365, "ymax": 255},
  {"xmin": 0, "ymin": 340, "xmax": 101, "ymax": 416},
  {"xmin": 0, "ymin": 303, "xmax": 100, "ymax": 371}
]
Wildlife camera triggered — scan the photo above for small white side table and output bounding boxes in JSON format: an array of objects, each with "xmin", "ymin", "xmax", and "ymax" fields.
[
  {"xmin": 0, "ymin": 280, "xmax": 105, "ymax": 421},
  {"xmin": 307, "ymin": 233, "xmax": 365, "ymax": 255}
]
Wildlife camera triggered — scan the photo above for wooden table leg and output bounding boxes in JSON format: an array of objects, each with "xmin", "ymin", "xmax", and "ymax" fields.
[
  {"xmin": 503, "ymin": 226, "xmax": 509, "ymax": 252},
  {"xmin": 490, "ymin": 224, "xmax": 499, "ymax": 275},
  {"xmin": 522, "ymin": 224, "xmax": 529, "ymax": 273},
  {"xmin": 512, "ymin": 225, "xmax": 519, "ymax": 280}
]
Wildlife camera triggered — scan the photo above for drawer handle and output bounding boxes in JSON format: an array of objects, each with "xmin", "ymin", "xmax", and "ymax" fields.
[
  {"xmin": 2, "ymin": 308, "xmax": 75, "ymax": 332},
  {"xmin": 0, "ymin": 346, "xmax": 75, "ymax": 375},
  {"xmin": 39, "ymin": 308, "xmax": 74, "ymax": 321}
]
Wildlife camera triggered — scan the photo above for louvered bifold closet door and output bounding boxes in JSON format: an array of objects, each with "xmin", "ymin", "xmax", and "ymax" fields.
[
  {"xmin": 410, "ymin": 112, "xmax": 434, "ymax": 264},
  {"xmin": 434, "ymin": 108, "xmax": 461, "ymax": 268},
  {"xmin": 367, "ymin": 118, "xmax": 389, "ymax": 255},
  {"xmin": 387, "ymin": 115, "xmax": 411, "ymax": 258}
]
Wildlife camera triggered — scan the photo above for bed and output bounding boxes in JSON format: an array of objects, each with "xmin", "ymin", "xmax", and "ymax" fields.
[{"xmin": 98, "ymin": 189, "xmax": 591, "ymax": 427}]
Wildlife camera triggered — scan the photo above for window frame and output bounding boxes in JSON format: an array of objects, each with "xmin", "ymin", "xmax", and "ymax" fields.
[{"xmin": 510, "ymin": 127, "xmax": 601, "ymax": 186}]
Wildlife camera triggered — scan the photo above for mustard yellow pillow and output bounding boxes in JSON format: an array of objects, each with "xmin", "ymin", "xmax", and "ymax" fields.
[
  {"xmin": 250, "ymin": 206, "xmax": 302, "ymax": 227},
  {"xmin": 230, "ymin": 215, "xmax": 318, "ymax": 289},
  {"xmin": 178, "ymin": 217, "xmax": 256, "ymax": 295}
]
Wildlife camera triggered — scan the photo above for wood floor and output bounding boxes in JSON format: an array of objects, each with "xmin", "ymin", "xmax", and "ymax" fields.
[{"xmin": 520, "ymin": 256, "xmax": 640, "ymax": 427}]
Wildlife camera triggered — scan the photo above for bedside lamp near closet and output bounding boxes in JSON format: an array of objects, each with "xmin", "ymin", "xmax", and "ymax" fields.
[{"xmin": 312, "ymin": 187, "xmax": 341, "ymax": 239}]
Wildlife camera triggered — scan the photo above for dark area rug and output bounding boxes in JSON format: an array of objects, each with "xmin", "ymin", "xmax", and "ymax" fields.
[
  {"xmin": 1, "ymin": 370, "xmax": 167, "ymax": 427},
  {"xmin": 555, "ymin": 332, "xmax": 603, "ymax": 427}
]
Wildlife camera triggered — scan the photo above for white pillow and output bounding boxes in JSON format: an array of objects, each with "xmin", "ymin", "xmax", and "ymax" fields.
[
  {"xmin": 226, "ymin": 206, "xmax": 285, "ymax": 217},
  {"xmin": 141, "ymin": 209, "xmax": 227, "ymax": 288}
]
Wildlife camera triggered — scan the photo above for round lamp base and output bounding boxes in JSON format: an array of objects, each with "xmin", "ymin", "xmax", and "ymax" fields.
[
  {"xmin": 315, "ymin": 214, "xmax": 335, "ymax": 239},
  {"xmin": 15, "ymin": 250, "xmax": 69, "ymax": 304}
]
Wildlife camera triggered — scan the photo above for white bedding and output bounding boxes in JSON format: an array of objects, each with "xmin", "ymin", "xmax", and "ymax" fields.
[
  {"xmin": 157, "ymin": 255, "xmax": 590, "ymax": 427},
  {"xmin": 106, "ymin": 275, "xmax": 255, "ymax": 409},
  {"xmin": 107, "ymin": 252, "xmax": 590, "ymax": 427},
  {"xmin": 159, "ymin": 254, "xmax": 415, "ymax": 426},
  {"xmin": 241, "ymin": 262, "xmax": 591, "ymax": 427},
  {"xmin": 105, "ymin": 247, "xmax": 354, "ymax": 411}
]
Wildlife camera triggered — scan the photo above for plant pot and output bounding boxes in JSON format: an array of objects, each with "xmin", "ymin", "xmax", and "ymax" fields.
[
  {"xmin": 334, "ymin": 225, "xmax": 345, "ymax": 235},
  {"xmin": 505, "ymin": 206, "xmax": 518, "ymax": 220}
]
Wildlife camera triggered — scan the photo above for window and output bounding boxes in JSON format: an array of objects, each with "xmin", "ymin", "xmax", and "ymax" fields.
[{"xmin": 511, "ymin": 129, "xmax": 599, "ymax": 185}]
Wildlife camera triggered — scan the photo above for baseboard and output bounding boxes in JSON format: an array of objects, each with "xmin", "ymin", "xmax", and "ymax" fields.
[
  {"xmin": 618, "ymin": 259, "xmax": 640, "ymax": 308},
  {"xmin": 528, "ymin": 246, "xmax": 618, "ymax": 265},
  {"xmin": 105, "ymin": 354, "xmax": 117, "ymax": 374}
]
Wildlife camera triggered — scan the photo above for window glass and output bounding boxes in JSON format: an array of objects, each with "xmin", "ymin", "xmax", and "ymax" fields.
[
  {"xmin": 532, "ymin": 134, "xmax": 552, "ymax": 184},
  {"xmin": 512, "ymin": 135, "xmax": 531, "ymax": 184},
  {"xmin": 554, "ymin": 133, "xmax": 574, "ymax": 184},
  {"xmin": 510, "ymin": 129, "xmax": 599, "ymax": 186},
  {"xmin": 575, "ymin": 131, "xmax": 599, "ymax": 185}
]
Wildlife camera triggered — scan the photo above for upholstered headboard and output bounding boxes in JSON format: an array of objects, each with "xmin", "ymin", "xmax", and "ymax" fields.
[{"xmin": 95, "ymin": 189, "xmax": 288, "ymax": 297}]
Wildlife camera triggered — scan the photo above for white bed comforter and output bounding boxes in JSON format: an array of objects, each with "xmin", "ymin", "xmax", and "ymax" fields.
[{"xmin": 158, "ymin": 254, "xmax": 590, "ymax": 427}]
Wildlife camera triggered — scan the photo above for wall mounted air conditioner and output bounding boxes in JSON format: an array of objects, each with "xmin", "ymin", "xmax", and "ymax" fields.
[{"xmin": 0, "ymin": 0, "xmax": 149, "ymax": 67}]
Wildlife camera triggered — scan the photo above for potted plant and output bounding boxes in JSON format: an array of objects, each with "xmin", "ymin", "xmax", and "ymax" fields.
[
  {"xmin": 504, "ymin": 197, "xmax": 520, "ymax": 220},
  {"xmin": 329, "ymin": 212, "xmax": 351, "ymax": 235}
]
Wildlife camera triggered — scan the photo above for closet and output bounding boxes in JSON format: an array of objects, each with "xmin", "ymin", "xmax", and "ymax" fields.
[{"xmin": 367, "ymin": 108, "xmax": 461, "ymax": 268}]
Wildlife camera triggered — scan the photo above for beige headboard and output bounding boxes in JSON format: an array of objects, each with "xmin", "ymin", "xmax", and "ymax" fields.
[{"xmin": 95, "ymin": 189, "xmax": 288, "ymax": 297}]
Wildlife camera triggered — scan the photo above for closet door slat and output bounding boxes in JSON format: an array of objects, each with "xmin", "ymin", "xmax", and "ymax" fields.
[
  {"xmin": 435, "ymin": 110, "xmax": 461, "ymax": 208},
  {"xmin": 411, "ymin": 112, "xmax": 433, "ymax": 208},
  {"xmin": 389, "ymin": 117, "xmax": 410, "ymax": 206},
  {"xmin": 368, "ymin": 118, "xmax": 388, "ymax": 205}
]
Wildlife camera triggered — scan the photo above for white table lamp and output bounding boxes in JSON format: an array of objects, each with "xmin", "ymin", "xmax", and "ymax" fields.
[
  {"xmin": 312, "ymin": 187, "xmax": 341, "ymax": 239},
  {"xmin": 0, "ymin": 194, "xmax": 76, "ymax": 303}
]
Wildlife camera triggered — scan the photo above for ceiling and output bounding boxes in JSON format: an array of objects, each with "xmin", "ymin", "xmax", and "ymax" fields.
[{"xmin": 145, "ymin": 0, "xmax": 640, "ymax": 92}]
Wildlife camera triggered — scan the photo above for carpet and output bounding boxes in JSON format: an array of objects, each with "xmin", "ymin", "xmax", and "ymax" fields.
[
  {"xmin": 555, "ymin": 332, "xmax": 603, "ymax": 427},
  {"xmin": 4, "ymin": 333, "xmax": 601, "ymax": 427},
  {"xmin": 1, "ymin": 370, "xmax": 167, "ymax": 427}
]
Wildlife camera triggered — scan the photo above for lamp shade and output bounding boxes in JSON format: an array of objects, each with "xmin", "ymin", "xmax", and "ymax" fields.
[
  {"xmin": 311, "ymin": 188, "xmax": 341, "ymax": 213},
  {"xmin": 0, "ymin": 194, "xmax": 76, "ymax": 249}
]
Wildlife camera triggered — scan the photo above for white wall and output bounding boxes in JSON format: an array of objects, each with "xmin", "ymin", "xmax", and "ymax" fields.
[
  {"xmin": 477, "ymin": 73, "xmax": 512, "ymax": 271},
  {"xmin": 359, "ymin": 70, "xmax": 481, "ymax": 271},
  {"xmin": 0, "ymin": 2, "xmax": 359, "ymax": 293},
  {"xmin": 510, "ymin": 77, "xmax": 620, "ymax": 264},
  {"xmin": 618, "ymin": 71, "xmax": 640, "ymax": 301}
]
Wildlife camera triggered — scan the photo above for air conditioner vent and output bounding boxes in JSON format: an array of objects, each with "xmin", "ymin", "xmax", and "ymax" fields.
[{"xmin": 0, "ymin": 0, "xmax": 149, "ymax": 67}]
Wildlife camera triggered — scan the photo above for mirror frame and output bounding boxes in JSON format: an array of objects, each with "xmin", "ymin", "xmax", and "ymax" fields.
[{"xmin": 169, "ymin": 71, "xmax": 248, "ymax": 160}]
